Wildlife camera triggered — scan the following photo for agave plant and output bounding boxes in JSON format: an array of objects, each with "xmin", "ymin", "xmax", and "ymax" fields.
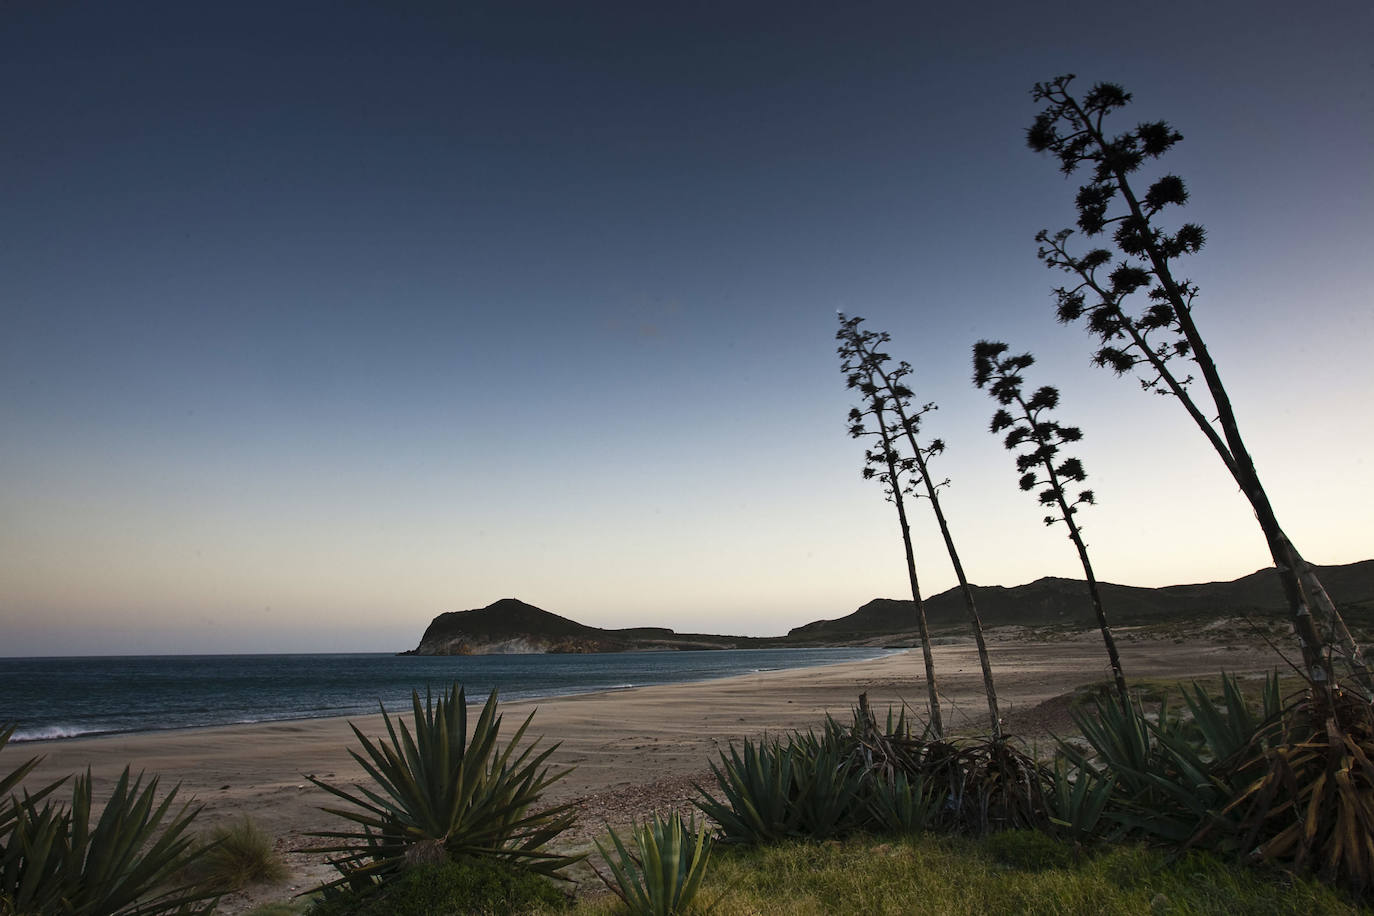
[
  {"xmin": 1, "ymin": 764, "xmax": 213, "ymax": 916},
  {"xmin": 595, "ymin": 810, "xmax": 713, "ymax": 916},
  {"xmin": 1218, "ymin": 682, "xmax": 1374, "ymax": 896},
  {"xmin": 0, "ymin": 724, "xmax": 65, "ymax": 840},
  {"xmin": 694, "ymin": 737, "xmax": 802, "ymax": 844},
  {"xmin": 918, "ymin": 736, "xmax": 1050, "ymax": 836},
  {"xmin": 695, "ymin": 728, "xmax": 872, "ymax": 845},
  {"xmin": 1042, "ymin": 755, "xmax": 1113, "ymax": 846},
  {"xmin": 1057, "ymin": 672, "xmax": 1287, "ymax": 846},
  {"xmin": 864, "ymin": 768, "xmax": 941, "ymax": 834},
  {"xmin": 308, "ymin": 684, "xmax": 580, "ymax": 890}
]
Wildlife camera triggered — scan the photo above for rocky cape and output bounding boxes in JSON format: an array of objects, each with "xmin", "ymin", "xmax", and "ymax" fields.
[
  {"xmin": 404, "ymin": 560, "xmax": 1374, "ymax": 655},
  {"xmin": 403, "ymin": 598, "xmax": 772, "ymax": 656}
]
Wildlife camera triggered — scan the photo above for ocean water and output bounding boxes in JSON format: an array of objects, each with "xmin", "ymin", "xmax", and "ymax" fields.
[{"xmin": 0, "ymin": 648, "xmax": 896, "ymax": 742}]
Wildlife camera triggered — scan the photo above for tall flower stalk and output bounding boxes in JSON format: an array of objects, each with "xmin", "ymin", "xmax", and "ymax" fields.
[
  {"xmin": 838, "ymin": 314, "xmax": 1001, "ymax": 738},
  {"xmin": 838, "ymin": 316, "xmax": 943, "ymax": 736},
  {"xmin": 973, "ymin": 340, "xmax": 1128, "ymax": 707},
  {"xmin": 1026, "ymin": 74, "xmax": 1365, "ymax": 692}
]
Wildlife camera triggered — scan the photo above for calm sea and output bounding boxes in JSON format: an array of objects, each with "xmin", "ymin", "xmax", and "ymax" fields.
[{"xmin": 0, "ymin": 648, "xmax": 896, "ymax": 742}]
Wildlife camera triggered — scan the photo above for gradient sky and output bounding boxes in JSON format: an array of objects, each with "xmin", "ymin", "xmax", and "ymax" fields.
[{"xmin": 3, "ymin": 1, "xmax": 1371, "ymax": 656}]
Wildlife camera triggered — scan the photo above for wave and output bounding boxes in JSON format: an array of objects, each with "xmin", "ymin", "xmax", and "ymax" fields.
[{"xmin": 11, "ymin": 724, "xmax": 110, "ymax": 742}]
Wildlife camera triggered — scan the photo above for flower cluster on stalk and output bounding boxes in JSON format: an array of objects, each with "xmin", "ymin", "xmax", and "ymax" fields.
[
  {"xmin": 972, "ymin": 341, "xmax": 1094, "ymax": 528},
  {"xmin": 1028, "ymin": 74, "xmax": 1207, "ymax": 397}
]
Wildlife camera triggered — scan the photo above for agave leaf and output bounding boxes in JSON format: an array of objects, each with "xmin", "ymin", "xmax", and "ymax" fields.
[{"xmin": 596, "ymin": 811, "xmax": 713, "ymax": 916}]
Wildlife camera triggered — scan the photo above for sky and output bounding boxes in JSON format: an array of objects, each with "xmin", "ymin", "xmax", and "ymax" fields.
[{"xmin": 2, "ymin": 1, "xmax": 1371, "ymax": 656}]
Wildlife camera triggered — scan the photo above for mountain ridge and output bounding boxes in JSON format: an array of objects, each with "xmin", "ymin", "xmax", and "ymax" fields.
[
  {"xmin": 404, "ymin": 560, "xmax": 1374, "ymax": 654},
  {"xmin": 788, "ymin": 560, "xmax": 1374, "ymax": 638}
]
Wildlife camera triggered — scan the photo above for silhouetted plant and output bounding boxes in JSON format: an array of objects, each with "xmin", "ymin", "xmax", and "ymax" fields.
[
  {"xmin": 837, "ymin": 315, "xmax": 943, "ymax": 735},
  {"xmin": 837, "ymin": 314, "xmax": 1002, "ymax": 738},
  {"xmin": 0, "ymin": 759, "xmax": 215, "ymax": 916},
  {"xmin": 1027, "ymin": 74, "xmax": 1366, "ymax": 693},
  {"xmin": 972, "ymin": 340, "xmax": 1128, "ymax": 706},
  {"xmin": 308, "ymin": 685, "xmax": 580, "ymax": 894}
]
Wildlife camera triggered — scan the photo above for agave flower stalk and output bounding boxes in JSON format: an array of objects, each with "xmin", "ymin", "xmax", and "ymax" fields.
[
  {"xmin": 838, "ymin": 317, "xmax": 943, "ymax": 736},
  {"xmin": 1026, "ymin": 74, "xmax": 1365, "ymax": 693},
  {"xmin": 972, "ymin": 340, "xmax": 1128, "ymax": 707},
  {"xmin": 838, "ymin": 314, "xmax": 1002, "ymax": 739}
]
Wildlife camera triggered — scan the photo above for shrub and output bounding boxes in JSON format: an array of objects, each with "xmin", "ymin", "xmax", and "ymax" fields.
[
  {"xmin": 188, "ymin": 816, "xmax": 288, "ymax": 892},
  {"xmin": 1218, "ymin": 681, "xmax": 1374, "ymax": 896},
  {"xmin": 695, "ymin": 731, "xmax": 867, "ymax": 844},
  {"xmin": 1058, "ymin": 671, "xmax": 1374, "ymax": 897},
  {"xmin": 307, "ymin": 857, "xmax": 567, "ymax": 915},
  {"xmin": 308, "ymin": 684, "xmax": 580, "ymax": 892},
  {"xmin": 0, "ymin": 760, "xmax": 215, "ymax": 915},
  {"xmin": 696, "ymin": 700, "xmax": 1050, "ymax": 845},
  {"xmin": 864, "ymin": 769, "xmax": 940, "ymax": 834},
  {"xmin": 595, "ymin": 811, "xmax": 713, "ymax": 915},
  {"xmin": 919, "ymin": 736, "xmax": 1049, "ymax": 835},
  {"xmin": 1042, "ymin": 754, "xmax": 1112, "ymax": 846},
  {"xmin": 0, "ymin": 723, "xmax": 64, "ymax": 840}
]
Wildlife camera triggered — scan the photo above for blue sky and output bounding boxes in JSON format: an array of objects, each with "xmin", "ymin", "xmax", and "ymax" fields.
[{"xmin": 3, "ymin": 1, "xmax": 1371, "ymax": 655}]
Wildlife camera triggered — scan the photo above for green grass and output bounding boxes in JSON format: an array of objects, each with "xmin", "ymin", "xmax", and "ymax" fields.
[
  {"xmin": 559, "ymin": 832, "xmax": 1366, "ymax": 915},
  {"xmin": 307, "ymin": 858, "xmax": 570, "ymax": 915},
  {"xmin": 243, "ymin": 905, "xmax": 311, "ymax": 916}
]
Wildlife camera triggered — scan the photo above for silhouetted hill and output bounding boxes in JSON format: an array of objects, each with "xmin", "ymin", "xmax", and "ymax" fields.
[
  {"xmin": 405, "ymin": 598, "xmax": 767, "ymax": 655},
  {"xmin": 404, "ymin": 561, "xmax": 1374, "ymax": 654},
  {"xmin": 788, "ymin": 560, "xmax": 1374, "ymax": 639}
]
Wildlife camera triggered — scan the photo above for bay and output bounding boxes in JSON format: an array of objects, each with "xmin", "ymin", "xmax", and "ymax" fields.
[{"xmin": 0, "ymin": 648, "xmax": 896, "ymax": 742}]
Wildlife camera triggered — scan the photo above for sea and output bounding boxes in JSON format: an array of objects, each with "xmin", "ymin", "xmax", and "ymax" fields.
[{"xmin": 0, "ymin": 647, "xmax": 897, "ymax": 743}]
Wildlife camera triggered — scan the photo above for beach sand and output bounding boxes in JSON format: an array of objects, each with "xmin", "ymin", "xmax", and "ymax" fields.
[{"xmin": 4, "ymin": 628, "xmax": 1283, "ymax": 911}]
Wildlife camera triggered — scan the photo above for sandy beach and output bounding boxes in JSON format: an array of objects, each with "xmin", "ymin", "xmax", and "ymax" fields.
[{"xmin": 4, "ymin": 628, "xmax": 1284, "ymax": 910}]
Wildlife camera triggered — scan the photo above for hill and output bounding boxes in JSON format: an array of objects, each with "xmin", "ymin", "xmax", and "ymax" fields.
[
  {"xmin": 787, "ymin": 560, "xmax": 1374, "ymax": 640},
  {"xmin": 404, "ymin": 561, "xmax": 1374, "ymax": 654},
  {"xmin": 404, "ymin": 598, "xmax": 768, "ymax": 655}
]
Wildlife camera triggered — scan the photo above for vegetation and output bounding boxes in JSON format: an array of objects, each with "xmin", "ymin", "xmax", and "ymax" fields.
[
  {"xmin": 1052, "ymin": 671, "xmax": 1374, "ymax": 896},
  {"xmin": 306, "ymin": 857, "xmax": 568, "ymax": 915},
  {"xmin": 565, "ymin": 833, "xmax": 1362, "ymax": 915},
  {"xmin": 838, "ymin": 314, "xmax": 1002, "ymax": 738},
  {"xmin": 12, "ymin": 70, "xmax": 1373, "ymax": 915},
  {"xmin": 185, "ymin": 817, "xmax": 288, "ymax": 893},
  {"xmin": 0, "ymin": 723, "xmax": 215, "ymax": 916},
  {"xmin": 838, "ymin": 315, "xmax": 945, "ymax": 734},
  {"xmin": 594, "ymin": 811, "xmax": 713, "ymax": 916},
  {"xmin": 697, "ymin": 700, "xmax": 1046, "ymax": 844},
  {"xmin": 308, "ymin": 684, "xmax": 580, "ymax": 897},
  {"xmin": 973, "ymin": 340, "xmax": 1129, "ymax": 706},
  {"xmin": 1026, "ymin": 74, "xmax": 1368, "ymax": 693}
]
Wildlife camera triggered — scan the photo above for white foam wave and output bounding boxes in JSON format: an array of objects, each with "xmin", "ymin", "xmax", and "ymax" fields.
[{"xmin": 11, "ymin": 724, "xmax": 107, "ymax": 742}]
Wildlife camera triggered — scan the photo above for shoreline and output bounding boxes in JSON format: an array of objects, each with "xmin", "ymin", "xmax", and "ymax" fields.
[
  {"xmin": 4, "ymin": 645, "xmax": 900, "ymax": 747},
  {"xmin": 3, "ymin": 629, "xmax": 1285, "ymax": 912}
]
